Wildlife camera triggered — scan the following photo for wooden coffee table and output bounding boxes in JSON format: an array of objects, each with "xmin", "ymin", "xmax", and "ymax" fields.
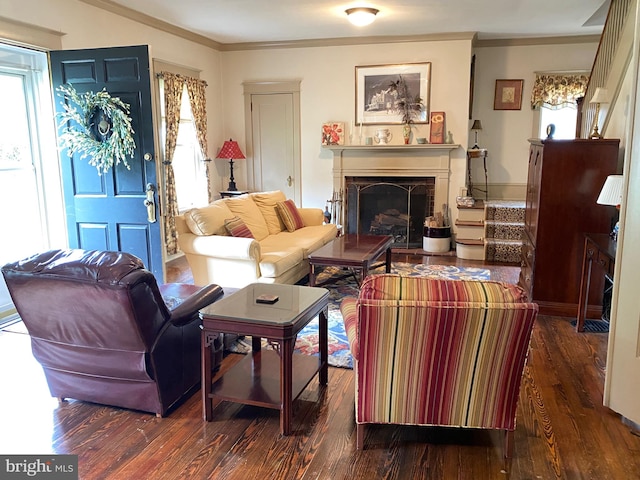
[
  {"xmin": 308, "ymin": 234, "xmax": 393, "ymax": 287},
  {"xmin": 199, "ymin": 283, "xmax": 329, "ymax": 435}
]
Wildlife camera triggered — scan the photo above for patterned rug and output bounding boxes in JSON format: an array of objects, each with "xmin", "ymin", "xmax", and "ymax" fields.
[
  {"xmin": 290, "ymin": 262, "xmax": 491, "ymax": 369},
  {"xmin": 570, "ymin": 319, "xmax": 610, "ymax": 333}
]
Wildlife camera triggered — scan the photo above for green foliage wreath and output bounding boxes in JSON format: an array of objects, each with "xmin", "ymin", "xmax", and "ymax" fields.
[{"xmin": 57, "ymin": 84, "xmax": 136, "ymax": 174}]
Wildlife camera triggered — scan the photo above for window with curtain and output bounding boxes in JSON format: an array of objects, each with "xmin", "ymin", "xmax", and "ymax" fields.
[
  {"xmin": 531, "ymin": 73, "xmax": 589, "ymax": 139},
  {"xmin": 158, "ymin": 79, "xmax": 208, "ymax": 211}
]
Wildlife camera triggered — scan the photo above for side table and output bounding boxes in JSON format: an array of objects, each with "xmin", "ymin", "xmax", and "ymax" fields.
[
  {"xmin": 200, "ymin": 283, "xmax": 329, "ymax": 435},
  {"xmin": 220, "ymin": 190, "xmax": 249, "ymax": 198},
  {"xmin": 466, "ymin": 149, "xmax": 488, "ymax": 200},
  {"xmin": 576, "ymin": 233, "xmax": 616, "ymax": 331}
]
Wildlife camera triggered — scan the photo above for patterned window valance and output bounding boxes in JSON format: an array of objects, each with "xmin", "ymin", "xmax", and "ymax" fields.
[{"xmin": 531, "ymin": 73, "xmax": 589, "ymax": 110}]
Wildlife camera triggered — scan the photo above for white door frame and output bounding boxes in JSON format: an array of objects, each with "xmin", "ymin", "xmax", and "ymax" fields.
[
  {"xmin": 243, "ymin": 80, "xmax": 301, "ymax": 203},
  {"xmin": 603, "ymin": 1, "xmax": 640, "ymax": 428},
  {"xmin": 0, "ymin": 44, "xmax": 65, "ymax": 323}
]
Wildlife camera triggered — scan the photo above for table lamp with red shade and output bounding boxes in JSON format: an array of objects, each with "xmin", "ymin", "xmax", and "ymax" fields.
[{"xmin": 216, "ymin": 139, "xmax": 245, "ymax": 191}]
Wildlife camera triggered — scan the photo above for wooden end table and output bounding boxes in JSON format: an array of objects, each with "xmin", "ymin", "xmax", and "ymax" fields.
[
  {"xmin": 576, "ymin": 233, "xmax": 616, "ymax": 331},
  {"xmin": 308, "ymin": 234, "xmax": 393, "ymax": 287},
  {"xmin": 199, "ymin": 283, "xmax": 329, "ymax": 435},
  {"xmin": 220, "ymin": 190, "xmax": 249, "ymax": 198}
]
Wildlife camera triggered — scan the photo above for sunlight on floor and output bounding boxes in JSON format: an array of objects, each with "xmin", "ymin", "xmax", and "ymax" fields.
[{"xmin": 0, "ymin": 331, "xmax": 59, "ymax": 453}]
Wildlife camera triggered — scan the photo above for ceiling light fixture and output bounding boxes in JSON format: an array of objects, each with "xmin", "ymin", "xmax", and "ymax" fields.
[{"xmin": 345, "ymin": 7, "xmax": 379, "ymax": 27}]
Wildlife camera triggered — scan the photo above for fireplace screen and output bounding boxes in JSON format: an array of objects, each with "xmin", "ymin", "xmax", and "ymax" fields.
[{"xmin": 345, "ymin": 176, "xmax": 435, "ymax": 248}]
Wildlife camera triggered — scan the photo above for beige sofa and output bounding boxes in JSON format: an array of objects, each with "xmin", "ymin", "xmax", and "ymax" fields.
[{"xmin": 176, "ymin": 191, "xmax": 337, "ymax": 287}]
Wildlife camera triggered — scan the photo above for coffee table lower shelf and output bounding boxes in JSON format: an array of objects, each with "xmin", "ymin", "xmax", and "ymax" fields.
[{"xmin": 209, "ymin": 348, "xmax": 323, "ymax": 411}]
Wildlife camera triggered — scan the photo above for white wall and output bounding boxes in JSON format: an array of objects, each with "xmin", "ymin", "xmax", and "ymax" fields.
[
  {"xmin": 221, "ymin": 40, "xmax": 473, "ymax": 213},
  {"xmin": 473, "ymin": 41, "xmax": 598, "ymax": 197}
]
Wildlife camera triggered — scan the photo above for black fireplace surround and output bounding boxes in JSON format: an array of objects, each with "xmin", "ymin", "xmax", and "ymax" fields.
[{"xmin": 345, "ymin": 176, "xmax": 435, "ymax": 248}]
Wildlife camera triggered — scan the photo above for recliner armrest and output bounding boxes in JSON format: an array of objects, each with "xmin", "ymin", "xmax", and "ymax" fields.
[{"xmin": 167, "ymin": 284, "xmax": 224, "ymax": 326}]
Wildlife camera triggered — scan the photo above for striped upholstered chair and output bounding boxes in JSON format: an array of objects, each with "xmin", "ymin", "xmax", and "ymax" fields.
[{"xmin": 340, "ymin": 274, "xmax": 538, "ymax": 456}]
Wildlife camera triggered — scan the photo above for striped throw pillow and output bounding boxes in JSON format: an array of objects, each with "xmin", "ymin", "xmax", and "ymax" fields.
[
  {"xmin": 224, "ymin": 216, "xmax": 254, "ymax": 238},
  {"xmin": 276, "ymin": 199, "xmax": 305, "ymax": 232}
]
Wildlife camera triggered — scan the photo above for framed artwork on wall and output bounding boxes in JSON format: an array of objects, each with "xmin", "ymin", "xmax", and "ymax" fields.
[
  {"xmin": 321, "ymin": 122, "xmax": 345, "ymax": 145},
  {"xmin": 355, "ymin": 62, "xmax": 431, "ymax": 125},
  {"xmin": 494, "ymin": 79, "xmax": 524, "ymax": 110},
  {"xmin": 429, "ymin": 111, "xmax": 445, "ymax": 144}
]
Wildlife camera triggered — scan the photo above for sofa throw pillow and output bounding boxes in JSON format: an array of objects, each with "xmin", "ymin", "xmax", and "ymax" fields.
[
  {"xmin": 184, "ymin": 200, "xmax": 234, "ymax": 236},
  {"xmin": 276, "ymin": 199, "xmax": 305, "ymax": 232},
  {"xmin": 251, "ymin": 190, "xmax": 287, "ymax": 235},
  {"xmin": 224, "ymin": 195, "xmax": 270, "ymax": 241},
  {"xmin": 224, "ymin": 216, "xmax": 254, "ymax": 238}
]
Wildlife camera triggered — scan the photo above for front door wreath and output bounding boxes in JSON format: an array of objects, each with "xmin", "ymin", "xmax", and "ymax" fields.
[{"xmin": 56, "ymin": 84, "xmax": 136, "ymax": 174}]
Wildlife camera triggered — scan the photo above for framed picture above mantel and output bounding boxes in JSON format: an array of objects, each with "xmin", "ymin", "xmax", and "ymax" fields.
[{"xmin": 355, "ymin": 63, "xmax": 431, "ymax": 126}]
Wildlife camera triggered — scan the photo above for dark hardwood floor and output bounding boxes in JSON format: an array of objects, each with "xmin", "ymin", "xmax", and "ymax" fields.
[{"xmin": 2, "ymin": 254, "xmax": 639, "ymax": 479}]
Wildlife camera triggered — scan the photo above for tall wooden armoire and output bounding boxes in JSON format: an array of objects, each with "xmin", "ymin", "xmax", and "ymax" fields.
[{"xmin": 519, "ymin": 138, "xmax": 620, "ymax": 317}]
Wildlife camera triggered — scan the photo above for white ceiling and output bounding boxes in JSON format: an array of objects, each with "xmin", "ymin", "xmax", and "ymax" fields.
[{"xmin": 109, "ymin": 0, "xmax": 610, "ymax": 45}]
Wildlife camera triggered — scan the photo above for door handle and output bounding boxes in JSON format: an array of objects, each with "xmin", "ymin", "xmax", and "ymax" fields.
[
  {"xmin": 144, "ymin": 183, "xmax": 156, "ymax": 223},
  {"xmin": 287, "ymin": 176, "xmax": 293, "ymax": 187}
]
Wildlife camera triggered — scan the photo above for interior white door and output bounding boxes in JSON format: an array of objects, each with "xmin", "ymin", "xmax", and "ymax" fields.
[
  {"xmin": 249, "ymin": 92, "xmax": 299, "ymax": 202},
  {"xmin": 604, "ymin": 10, "xmax": 640, "ymax": 427}
]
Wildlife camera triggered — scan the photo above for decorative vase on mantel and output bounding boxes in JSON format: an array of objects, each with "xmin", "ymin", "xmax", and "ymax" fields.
[{"xmin": 402, "ymin": 124, "xmax": 411, "ymax": 144}]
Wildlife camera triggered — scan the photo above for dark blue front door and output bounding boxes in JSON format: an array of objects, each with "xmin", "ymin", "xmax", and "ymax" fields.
[{"xmin": 50, "ymin": 45, "xmax": 163, "ymax": 281}]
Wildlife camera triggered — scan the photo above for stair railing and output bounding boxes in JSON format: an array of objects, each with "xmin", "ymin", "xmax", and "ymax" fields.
[{"xmin": 581, "ymin": 0, "xmax": 634, "ymax": 138}]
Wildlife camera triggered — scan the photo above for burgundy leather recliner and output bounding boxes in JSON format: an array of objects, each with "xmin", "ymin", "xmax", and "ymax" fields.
[{"xmin": 2, "ymin": 249, "xmax": 225, "ymax": 416}]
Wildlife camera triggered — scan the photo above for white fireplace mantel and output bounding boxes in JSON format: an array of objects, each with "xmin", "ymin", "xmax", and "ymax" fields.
[
  {"xmin": 324, "ymin": 144, "xmax": 461, "ymax": 217},
  {"xmin": 324, "ymin": 144, "xmax": 460, "ymax": 153}
]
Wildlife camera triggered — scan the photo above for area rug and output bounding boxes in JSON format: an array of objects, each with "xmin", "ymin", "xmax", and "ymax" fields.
[
  {"xmin": 289, "ymin": 262, "xmax": 491, "ymax": 369},
  {"xmin": 570, "ymin": 319, "xmax": 610, "ymax": 333}
]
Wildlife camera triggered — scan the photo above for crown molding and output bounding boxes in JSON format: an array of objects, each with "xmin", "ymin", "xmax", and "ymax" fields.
[
  {"xmin": 219, "ymin": 32, "xmax": 477, "ymax": 51},
  {"xmin": 475, "ymin": 34, "xmax": 601, "ymax": 48},
  {"xmin": 79, "ymin": 0, "xmax": 222, "ymax": 50}
]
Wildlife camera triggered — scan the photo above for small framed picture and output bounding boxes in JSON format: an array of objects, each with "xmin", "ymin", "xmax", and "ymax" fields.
[
  {"xmin": 494, "ymin": 79, "xmax": 524, "ymax": 110},
  {"xmin": 321, "ymin": 122, "xmax": 345, "ymax": 145},
  {"xmin": 429, "ymin": 111, "xmax": 445, "ymax": 144}
]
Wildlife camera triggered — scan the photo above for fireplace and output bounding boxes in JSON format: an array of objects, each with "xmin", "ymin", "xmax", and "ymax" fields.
[
  {"xmin": 326, "ymin": 144, "xmax": 457, "ymax": 247},
  {"xmin": 345, "ymin": 176, "xmax": 435, "ymax": 248}
]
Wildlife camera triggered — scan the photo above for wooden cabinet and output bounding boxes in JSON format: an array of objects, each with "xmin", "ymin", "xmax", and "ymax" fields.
[{"xmin": 519, "ymin": 139, "xmax": 619, "ymax": 317}]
